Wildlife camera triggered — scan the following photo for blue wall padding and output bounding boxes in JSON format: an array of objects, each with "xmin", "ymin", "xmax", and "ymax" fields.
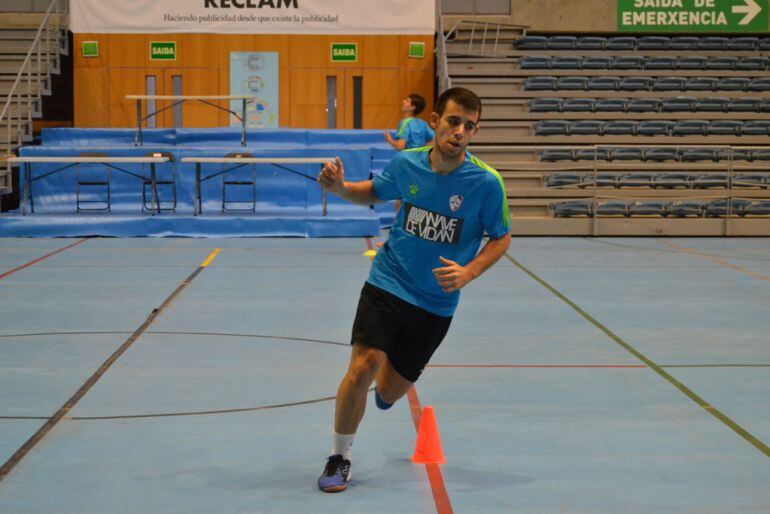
[{"xmin": 3, "ymin": 128, "xmax": 401, "ymax": 237}]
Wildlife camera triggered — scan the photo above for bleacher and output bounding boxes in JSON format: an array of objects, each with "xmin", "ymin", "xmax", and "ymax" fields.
[{"xmin": 445, "ymin": 27, "xmax": 770, "ymax": 235}]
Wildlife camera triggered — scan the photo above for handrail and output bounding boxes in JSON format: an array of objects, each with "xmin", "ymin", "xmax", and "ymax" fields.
[
  {"xmin": 445, "ymin": 19, "xmax": 529, "ymax": 57},
  {"xmin": 435, "ymin": 0, "xmax": 451, "ymax": 94},
  {"xmin": 1, "ymin": 0, "xmax": 67, "ymax": 175}
]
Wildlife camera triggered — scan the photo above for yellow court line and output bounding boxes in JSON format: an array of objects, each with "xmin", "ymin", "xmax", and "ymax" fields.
[
  {"xmin": 661, "ymin": 240, "xmax": 770, "ymax": 284},
  {"xmin": 200, "ymin": 248, "xmax": 221, "ymax": 268}
]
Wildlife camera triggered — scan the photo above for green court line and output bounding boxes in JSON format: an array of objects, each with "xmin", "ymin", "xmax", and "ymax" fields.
[{"xmin": 504, "ymin": 252, "xmax": 770, "ymax": 458}]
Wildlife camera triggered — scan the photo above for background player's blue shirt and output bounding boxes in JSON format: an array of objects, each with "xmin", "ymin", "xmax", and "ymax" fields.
[
  {"xmin": 369, "ymin": 147, "xmax": 510, "ymax": 316},
  {"xmin": 395, "ymin": 118, "xmax": 435, "ymax": 149}
]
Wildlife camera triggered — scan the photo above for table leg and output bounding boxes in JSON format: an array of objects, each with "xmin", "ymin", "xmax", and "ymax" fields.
[
  {"xmin": 22, "ymin": 163, "xmax": 29, "ymax": 215},
  {"xmin": 195, "ymin": 162, "xmax": 201, "ymax": 215},
  {"xmin": 241, "ymin": 98, "xmax": 246, "ymax": 147},
  {"xmin": 150, "ymin": 162, "xmax": 159, "ymax": 215},
  {"xmin": 134, "ymin": 99, "xmax": 143, "ymax": 147}
]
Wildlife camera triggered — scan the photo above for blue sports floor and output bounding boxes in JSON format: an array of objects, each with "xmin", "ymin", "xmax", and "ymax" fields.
[{"xmin": 0, "ymin": 235, "xmax": 769, "ymax": 513}]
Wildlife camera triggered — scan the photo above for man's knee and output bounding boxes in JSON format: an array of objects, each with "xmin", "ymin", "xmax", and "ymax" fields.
[{"xmin": 346, "ymin": 346, "xmax": 384, "ymax": 388}]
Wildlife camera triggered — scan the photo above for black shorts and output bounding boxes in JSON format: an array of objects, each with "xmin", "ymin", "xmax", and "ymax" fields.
[{"xmin": 351, "ymin": 282, "xmax": 452, "ymax": 382}]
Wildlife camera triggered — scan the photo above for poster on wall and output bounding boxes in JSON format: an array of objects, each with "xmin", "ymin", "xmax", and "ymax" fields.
[
  {"xmin": 229, "ymin": 52, "xmax": 279, "ymax": 129},
  {"xmin": 70, "ymin": 0, "xmax": 434, "ymax": 34}
]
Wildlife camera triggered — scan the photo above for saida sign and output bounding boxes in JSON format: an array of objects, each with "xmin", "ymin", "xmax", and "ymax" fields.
[{"xmin": 618, "ymin": 0, "xmax": 767, "ymax": 32}]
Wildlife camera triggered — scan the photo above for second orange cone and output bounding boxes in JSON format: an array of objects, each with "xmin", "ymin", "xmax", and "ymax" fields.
[{"xmin": 411, "ymin": 405, "xmax": 446, "ymax": 464}]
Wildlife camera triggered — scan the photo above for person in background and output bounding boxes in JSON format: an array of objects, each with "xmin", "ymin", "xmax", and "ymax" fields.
[{"xmin": 384, "ymin": 94, "xmax": 434, "ymax": 151}]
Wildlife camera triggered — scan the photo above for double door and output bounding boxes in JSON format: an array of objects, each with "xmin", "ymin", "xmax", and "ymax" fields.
[{"xmin": 108, "ymin": 67, "xmax": 221, "ymax": 128}]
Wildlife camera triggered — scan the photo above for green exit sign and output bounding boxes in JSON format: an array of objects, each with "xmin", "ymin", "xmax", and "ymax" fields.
[
  {"xmin": 82, "ymin": 40, "xmax": 99, "ymax": 58},
  {"xmin": 618, "ymin": 0, "xmax": 768, "ymax": 32},
  {"xmin": 150, "ymin": 41, "xmax": 176, "ymax": 61},
  {"xmin": 331, "ymin": 43, "xmax": 357, "ymax": 62}
]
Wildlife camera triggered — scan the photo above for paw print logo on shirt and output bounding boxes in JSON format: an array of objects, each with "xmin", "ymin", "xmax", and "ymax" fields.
[{"xmin": 409, "ymin": 184, "xmax": 420, "ymax": 197}]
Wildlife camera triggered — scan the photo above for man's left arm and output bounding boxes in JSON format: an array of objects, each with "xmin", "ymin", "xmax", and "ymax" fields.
[{"xmin": 432, "ymin": 233, "xmax": 511, "ymax": 293}]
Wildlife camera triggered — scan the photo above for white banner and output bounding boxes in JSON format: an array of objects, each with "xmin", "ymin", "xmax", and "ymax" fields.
[{"xmin": 70, "ymin": 0, "xmax": 435, "ymax": 34}]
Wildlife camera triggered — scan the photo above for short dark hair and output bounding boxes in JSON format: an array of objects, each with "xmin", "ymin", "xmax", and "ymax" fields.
[
  {"xmin": 434, "ymin": 87, "xmax": 482, "ymax": 121},
  {"xmin": 408, "ymin": 93, "xmax": 426, "ymax": 116}
]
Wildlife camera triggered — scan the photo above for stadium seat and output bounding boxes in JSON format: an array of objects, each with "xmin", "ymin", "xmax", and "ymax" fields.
[
  {"xmin": 587, "ymin": 76, "xmax": 620, "ymax": 90},
  {"xmin": 611, "ymin": 147, "xmax": 645, "ymax": 161},
  {"xmin": 704, "ymin": 198, "xmax": 750, "ymax": 217},
  {"xmin": 652, "ymin": 77, "xmax": 686, "ymax": 91},
  {"xmin": 726, "ymin": 37, "xmax": 759, "ymax": 51},
  {"xmin": 551, "ymin": 57, "xmax": 582, "ymax": 69},
  {"xmin": 706, "ymin": 57, "xmax": 738, "ymax": 70},
  {"xmin": 519, "ymin": 56, "xmax": 551, "ymax": 69},
  {"xmin": 596, "ymin": 200, "xmax": 629, "ymax": 216},
  {"xmin": 581, "ymin": 173, "xmax": 619, "ymax": 188},
  {"xmin": 716, "ymin": 148, "xmax": 753, "ymax": 161},
  {"xmin": 552, "ymin": 200, "xmax": 592, "ymax": 217},
  {"xmin": 575, "ymin": 148, "xmax": 611, "ymax": 161},
  {"xmin": 668, "ymin": 200, "xmax": 705, "ymax": 216},
  {"xmin": 695, "ymin": 97, "xmax": 729, "ymax": 112},
  {"xmin": 740, "ymin": 121, "xmax": 770, "ymax": 135},
  {"xmin": 570, "ymin": 120, "xmax": 605, "ymax": 135},
  {"xmin": 717, "ymin": 77, "xmax": 750, "ymax": 91},
  {"xmin": 753, "ymin": 149, "xmax": 770, "ymax": 161},
  {"xmin": 515, "ymin": 36, "xmax": 548, "ymax": 49},
  {"xmin": 645, "ymin": 57, "xmax": 677, "ymax": 70},
  {"xmin": 658, "ymin": 174, "xmax": 695, "ymax": 189},
  {"xmin": 662, "ymin": 96, "xmax": 696, "ymax": 112},
  {"xmin": 606, "ymin": 36, "xmax": 637, "ymax": 50},
  {"xmin": 620, "ymin": 173, "xmax": 658, "ymax": 188},
  {"xmin": 628, "ymin": 98, "xmax": 662, "ymax": 112},
  {"xmin": 761, "ymin": 99, "xmax": 770, "ymax": 113},
  {"xmin": 736, "ymin": 57, "xmax": 769, "ymax": 71},
  {"xmin": 595, "ymin": 98, "xmax": 628, "ymax": 112},
  {"xmin": 637, "ymin": 120, "xmax": 672, "ymax": 136},
  {"xmin": 620, "ymin": 76, "xmax": 653, "ymax": 91},
  {"xmin": 745, "ymin": 201, "xmax": 770, "ymax": 215},
  {"xmin": 576, "ymin": 36, "xmax": 607, "ymax": 50},
  {"xmin": 638, "ymin": 36, "xmax": 670, "ymax": 50},
  {"xmin": 693, "ymin": 173, "xmax": 729, "ymax": 188},
  {"xmin": 676, "ymin": 57, "xmax": 708, "ymax": 70},
  {"xmin": 672, "ymin": 120, "xmax": 709, "ymax": 136},
  {"xmin": 582, "ymin": 57, "xmax": 613, "ymax": 69},
  {"xmin": 645, "ymin": 148, "xmax": 680, "ymax": 161},
  {"xmin": 529, "ymin": 98, "xmax": 563, "ymax": 112},
  {"xmin": 603, "ymin": 121, "xmax": 637, "ymax": 135},
  {"xmin": 681, "ymin": 148, "xmax": 718, "ymax": 161},
  {"xmin": 707, "ymin": 120, "xmax": 742, "ymax": 136},
  {"xmin": 535, "ymin": 120, "xmax": 571, "ymax": 135},
  {"xmin": 539, "ymin": 149, "xmax": 574, "ymax": 161},
  {"xmin": 562, "ymin": 98, "xmax": 595, "ymax": 112},
  {"xmin": 523, "ymin": 76, "xmax": 558, "ymax": 90},
  {"xmin": 545, "ymin": 173, "xmax": 584, "ymax": 187},
  {"xmin": 733, "ymin": 174, "xmax": 766, "ymax": 188},
  {"xmin": 686, "ymin": 77, "xmax": 718, "ymax": 91},
  {"xmin": 760, "ymin": 37, "xmax": 770, "ymax": 50},
  {"xmin": 727, "ymin": 98, "xmax": 760, "ymax": 112},
  {"xmin": 669, "ymin": 36, "xmax": 700, "ymax": 50},
  {"xmin": 697, "ymin": 37, "xmax": 728, "ymax": 50},
  {"xmin": 628, "ymin": 201, "xmax": 668, "ymax": 216},
  {"xmin": 557, "ymin": 76, "xmax": 589, "ymax": 90},
  {"xmin": 547, "ymin": 36, "xmax": 577, "ymax": 49},
  {"xmin": 613, "ymin": 56, "xmax": 645, "ymax": 70},
  {"xmin": 748, "ymin": 78, "xmax": 770, "ymax": 91}
]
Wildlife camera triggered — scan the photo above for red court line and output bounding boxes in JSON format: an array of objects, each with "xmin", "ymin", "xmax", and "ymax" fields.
[
  {"xmin": 406, "ymin": 387, "xmax": 454, "ymax": 514},
  {"xmin": 364, "ymin": 236, "xmax": 375, "ymax": 251},
  {"xmin": 427, "ymin": 364, "xmax": 646, "ymax": 369},
  {"xmin": 0, "ymin": 238, "xmax": 90, "ymax": 280}
]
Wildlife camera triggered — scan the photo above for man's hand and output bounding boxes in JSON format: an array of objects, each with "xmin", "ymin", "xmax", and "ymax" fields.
[
  {"xmin": 432, "ymin": 256, "xmax": 475, "ymax": 293},
  {"xmin": 318, "ymin": 157, "xmax": 346, "ymax": 195}
]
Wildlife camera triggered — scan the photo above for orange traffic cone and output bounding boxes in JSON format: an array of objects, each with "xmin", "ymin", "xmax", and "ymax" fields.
[{"xmin": 411, "ymin": 405, "xmax": 446, "ymax": 464}]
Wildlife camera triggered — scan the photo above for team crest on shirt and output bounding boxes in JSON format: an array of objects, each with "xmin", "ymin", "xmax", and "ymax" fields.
[{"xmin": 449, "ymin": 195, "xmax": 463, "ymax": 212}]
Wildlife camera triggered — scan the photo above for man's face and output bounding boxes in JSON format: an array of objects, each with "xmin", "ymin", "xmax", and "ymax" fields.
[
  {"xmin": 430, "ymin": 100, "xmax": 480, "ymax": 159},
  {"xmin": 402, "ymin": 98, "xmax": 414, "ymax": 113}
]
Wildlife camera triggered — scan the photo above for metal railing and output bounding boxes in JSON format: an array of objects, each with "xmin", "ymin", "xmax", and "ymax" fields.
[
  {"xmin": 444, "ymin": 19, "xmax": 528, "ymax": 57},
  {"xmin": 1, "ymin": 0, "xmax": 68, "ymax": 178},
  {"xmin": 435, "ymin": 0, "xmax": 451, "ymax": 94}
]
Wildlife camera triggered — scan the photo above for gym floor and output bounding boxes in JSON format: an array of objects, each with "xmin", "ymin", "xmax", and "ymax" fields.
[{"xmin": 1, "ymin": 235, "xmax": 768, "ymax": 513}]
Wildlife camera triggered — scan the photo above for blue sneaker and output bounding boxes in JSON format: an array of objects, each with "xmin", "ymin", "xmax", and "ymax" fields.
[{"xmin": 318, "ymin": 455, "xmax": 351, "ymax": 493}]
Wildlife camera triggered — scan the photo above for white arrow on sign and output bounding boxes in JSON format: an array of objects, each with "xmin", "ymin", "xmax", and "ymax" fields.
[{"xmin": 732, "ymin": 0, "xmax": 762, "ymax": 25}]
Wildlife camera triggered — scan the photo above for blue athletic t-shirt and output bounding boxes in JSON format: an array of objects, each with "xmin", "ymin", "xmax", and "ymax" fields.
[
  {"xmin": 395, "ymin": 118, "xmax": 435, "ymax": 149},
  {"xmin": 369, "ymin": 147, "xmax": 510, "ymax": 316}
]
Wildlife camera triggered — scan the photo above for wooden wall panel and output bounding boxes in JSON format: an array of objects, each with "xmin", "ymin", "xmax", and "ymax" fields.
[
  {"xmin": 161, "ymin": 68, "xmax": 221, "ymax": 128},
  {"xmin": 74, "ymin": 34, "xmax": 436, "ymax": 130},
  {"xmin": 73, "ymin": 66, "xmax": 108, "ymax": 127}
]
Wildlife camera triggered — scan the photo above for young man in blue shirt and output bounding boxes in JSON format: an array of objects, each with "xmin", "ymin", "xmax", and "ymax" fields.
[
  {"xmin": 384, "ymin": 93, "xmax": 435, "ymax": 151},
  {"xmin": 317, "ymin": 87, "xmax": 511, "ymax": 493}
]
